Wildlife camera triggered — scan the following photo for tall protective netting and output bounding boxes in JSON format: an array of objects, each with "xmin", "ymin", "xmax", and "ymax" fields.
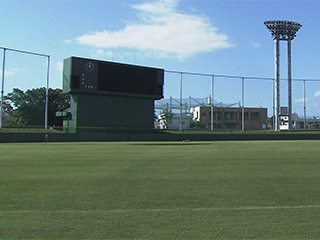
[{"xmin": 155, "ymin": 70, "xmax": 320, "ymax": 131}]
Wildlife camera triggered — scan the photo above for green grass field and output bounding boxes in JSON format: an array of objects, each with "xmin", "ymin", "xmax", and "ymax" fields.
[{"xmin": 1, "ymin": 140, "xmax": 320, "ymax": 239}]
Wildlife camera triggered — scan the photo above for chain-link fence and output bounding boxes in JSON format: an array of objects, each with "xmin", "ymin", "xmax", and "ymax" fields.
[
  {"xmin": 0, "ymin": 47, "xmax": 50, "ymax": 129},
  {"xmin": 155, "ymin": 70, "xmax": 320, "ymax": 131},
  {"xmin": 1, "ymin": 48, "xmax": 320, "ymax": 133}
]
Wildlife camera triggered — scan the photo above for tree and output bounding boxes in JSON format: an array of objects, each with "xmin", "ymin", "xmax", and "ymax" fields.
[
  {"xmin": 308, "ymin": 122, "xmax": 320, "ymax": 130},
  {"xmin": 47, "ymin": 88, "xmax": 71, "ymax": 126},
  {"xmin": 267, "ymin": 116, "xmax": 274, "ymax": 129},
  {"xmin": 4, "ymin": 88, "xmax": 70, "ymax": 127}
]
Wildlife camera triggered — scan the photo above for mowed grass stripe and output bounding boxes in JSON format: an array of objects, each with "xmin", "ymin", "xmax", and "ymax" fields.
[
  {"xmin": 2, "ymin": 204, "xmax": 320, "ymax": 214},
  {"xmin": 1, "ymin": 140, "xmax": 320, "ymax": 239}
]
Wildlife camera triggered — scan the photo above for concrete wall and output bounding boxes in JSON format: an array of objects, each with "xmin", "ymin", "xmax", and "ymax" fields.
[{"xmin": 1, "ymin": 132, "xmax": 320, "ymax": 143}]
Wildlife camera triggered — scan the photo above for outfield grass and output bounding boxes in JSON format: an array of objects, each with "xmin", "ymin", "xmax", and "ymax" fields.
[{"xmin": 1, "ymin": 140, "xmax": 320, "ymax": 239}]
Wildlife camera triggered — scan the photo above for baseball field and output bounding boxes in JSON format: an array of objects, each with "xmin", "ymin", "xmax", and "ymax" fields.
[{"xmin": 1, "ymin": 140, "xmax": 320, "ymax": 239}]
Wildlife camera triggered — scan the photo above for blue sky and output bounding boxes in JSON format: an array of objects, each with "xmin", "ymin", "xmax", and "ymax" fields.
[{"xmin": 1, "ymin": 0, "xmax": 320, "ymax": 116}]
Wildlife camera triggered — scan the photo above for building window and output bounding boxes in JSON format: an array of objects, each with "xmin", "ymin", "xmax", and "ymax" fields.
[
  {"xmin": 240, "ymin": 112, "xmax": 249, "ymax": 120},
  {"xmin": 250, "ymin": 112, "xmax": 260, "ymax": 121},
  {"xmin": 224, "ymin": 112, "xmax": 237, "ymax": 121},
  {"xmin": 214, "ymin": 112, "xmax": 222, "ymax": 121}
]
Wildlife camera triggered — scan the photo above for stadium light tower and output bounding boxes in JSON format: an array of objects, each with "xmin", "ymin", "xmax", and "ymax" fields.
[{"xmin": 264, "ymin": 20, "xmax": 302, "ymax": 131}]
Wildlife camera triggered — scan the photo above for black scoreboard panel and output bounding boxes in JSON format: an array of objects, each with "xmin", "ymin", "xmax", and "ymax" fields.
[
  {"xmin": 63, "ymin": 57, "xmax": 164, "ymax": 99},
  {"xmin": 97, "ymin": 61, "xmax": 163, "ymax": 96}
]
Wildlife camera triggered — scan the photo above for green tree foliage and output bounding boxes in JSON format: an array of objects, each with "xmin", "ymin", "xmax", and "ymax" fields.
[
  {"xmin": 4, "ymin": 88, "xmax": 70, "ymax": 127},
  {"xmin": 307, "ymin": 122, "xmax": 320, "ymax": 130}
]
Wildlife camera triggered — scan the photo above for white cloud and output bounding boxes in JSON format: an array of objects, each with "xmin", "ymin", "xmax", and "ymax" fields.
[
  {"xmin": 56, "ymin": 61, "xmax": 63, "ymax": 72},
  {"xmin": 88, "ymin": 49, "xmax": 112, "ymax": 60},
  {"xmin": 75, "ymin": 0, "xmax": 232, "ymax": 60},
  {"xmin": 295, "ymin": 98, "xmax": 308, "ymax": 103},
  {"xmin": 251, "ymin": 41, "xmax": 261, "ymax": 48},
  {"xmin": 0, "ymin": 68, "xmax": 19, "ymax": 76},
  {"xmin": 314, "ymin": 90, "xmax": 320, "ymax": 97}
]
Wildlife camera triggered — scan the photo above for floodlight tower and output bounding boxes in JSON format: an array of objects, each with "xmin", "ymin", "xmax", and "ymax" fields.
[{"xmin": 264, "ymin": 20, "xmax": 302, "ymax": 131}]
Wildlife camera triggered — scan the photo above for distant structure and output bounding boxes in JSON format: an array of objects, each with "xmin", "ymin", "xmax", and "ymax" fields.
[
  {"xmin": 155, "ymin": 97, "xmax": 268, "ymax": 130},
  {"xmin": 191, "ymin": 106, "xmax": 268, "ymax": 130},
  {"xmin": 264, "ymin": 20, "xmax": 302, "ymax": 131}
]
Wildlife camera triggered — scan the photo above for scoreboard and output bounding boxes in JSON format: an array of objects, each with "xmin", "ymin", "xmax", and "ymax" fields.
[{"xmin": 63, "ymin": 57, "xmax": 164, "ymax": 99}]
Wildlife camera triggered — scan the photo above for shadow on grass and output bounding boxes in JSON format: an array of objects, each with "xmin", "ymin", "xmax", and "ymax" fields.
[{"xmin": 130, "ymin": 142, "xmax": 211, "ymax": 146}]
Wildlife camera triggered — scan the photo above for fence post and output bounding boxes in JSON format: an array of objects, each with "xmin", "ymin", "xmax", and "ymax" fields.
[
  {"xmin": 0, "ymin": 48, "xmax": 6, "ymax": 129},
  {"xmin": 242, "ymin": 77, "xmax": 245, "ymax": 131},
  {"xmin": 44, "ymin": 56, "xmax": 50, "ymax": 130},
  {"xmin": 211, "ymin": 75, "xmax": 214, "ymax": 131},
  {"xmin": 273, "ymin": 78, "xmax": 275, "ymax": 130},
  {"xmin": 303, "ymin": 80, "xmax": 307, "ymax": 129},
  {"xmin": 179, "ymin": 73, "xmax": 183, "ymax": 131}
]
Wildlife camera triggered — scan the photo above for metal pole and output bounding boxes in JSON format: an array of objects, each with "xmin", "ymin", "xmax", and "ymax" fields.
[
  {"xmin": 303, "ymin": 80, "xmax": 307, "ymax": 129},
  {"xmin": 179, "ymin": 73, "xmax": 183, "ymax": 131},
  {"xmin": 211, "ymin": 75, "xmax": 214, "ymax": 131},
  {"xmin": 0, "ymin": 46, "xmax": 49, "ymax": 58},
  {"xmin": 274, "ymin": 38, "xmax": 280, "ymax": 131},
  {"xmin": 272, "ymin": 78, "xmax": 275, "ymax": 130},
  {"xmin": 287, "ymin": 40, "xmax": 292, "ymax": 130},
  {"xmin": 44, "ymin": 56, "xmax": 50, "ymax": 129},
  {"xmin": 242, "ymin": 77, "xmax": 245, "ymax": 131},
  {"xmin": 0, "ymin": 48, "xmax": 6, "ymax": 129}
]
